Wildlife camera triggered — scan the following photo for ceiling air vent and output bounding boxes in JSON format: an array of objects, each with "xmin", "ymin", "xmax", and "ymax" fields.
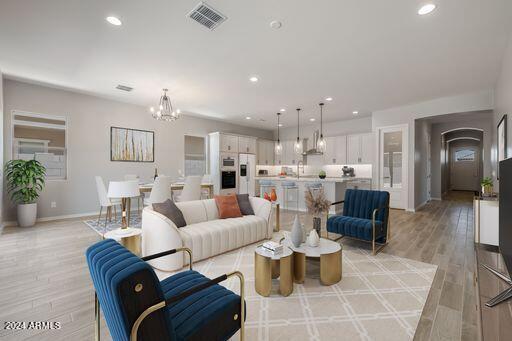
[
  {"xmin": 188, "ymin": 2, "xmax": 227, "ymax": 30},
  {"xmin": 116, "ymin": 84, "xmax": 133, "ymax": 92}
]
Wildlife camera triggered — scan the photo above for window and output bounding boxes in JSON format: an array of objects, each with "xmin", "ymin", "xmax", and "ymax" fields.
[
  {"xmin": 12, "ymin": 111, "xmax": 67, "ymax": 180},
  {"xmin": 454, "ymin": 149, "xmax": 475, "ymax": 162},
  {"xmin": 184, "ymin": 135, "xmax": 206, "ymax": 176}
]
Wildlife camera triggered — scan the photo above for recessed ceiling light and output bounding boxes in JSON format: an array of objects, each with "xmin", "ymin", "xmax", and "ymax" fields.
[
  {"xmin": 352, "ymin": 111, "xmax": 359, "ymax": 115},
  {"xmin": 106, "ymin": 16, "xmax": 122, "ymax": 26},
  {"xmin": 245, "ymin": 116, "xmax": 251, "ymax": 120},
  {"xmin": 270, "ymin": 20, "xmax": 282, "ymax": 29},
  {"xmin": 278, "ymin": 123, "xmax": 283, "ymax": 127},
  {"xmin": 309, "ymin": 118, "xmax": 316, "ymax": 122},
  {"xmin": 280, "ymin": 108, "xmax": 286, "ymax": 112},
  {"xmin": 325, "ymin": 97, "xmax": 333, "ymax": 101},
  {"xmin": 418, "ymin": 4, "xmax": 436, "ymax": 15},
  {"xmin": 249, "ymin": 76, "xmax": 259, "ymax": 82}
]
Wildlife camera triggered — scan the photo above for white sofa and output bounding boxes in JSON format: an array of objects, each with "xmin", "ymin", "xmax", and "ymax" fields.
[{"xmin": 142, "ymin": 197, "xmax": 272, "ymax": 271}]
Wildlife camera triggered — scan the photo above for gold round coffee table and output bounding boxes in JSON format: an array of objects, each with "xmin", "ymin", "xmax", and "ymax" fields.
[
  {"xmin": 254, "ymin": 245, "xmax": 293, "ymax": 296},
  {"xmin": 284, "ymin": 238, "xmax": 342, "ymax": 285}
]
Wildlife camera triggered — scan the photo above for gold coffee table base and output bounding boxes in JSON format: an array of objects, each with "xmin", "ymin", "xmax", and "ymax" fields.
[
  {"xmin": 292, "ymin": 250, "xmax": 342, "ymax": 285},
  {"xmin": 255, "ymin": 251, "xmax": 293, "ymax": 297}
]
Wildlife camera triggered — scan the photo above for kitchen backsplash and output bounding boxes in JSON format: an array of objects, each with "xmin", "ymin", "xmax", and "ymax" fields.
[{"xmin": 256, "ymin": 164, "xmax": 372, "ymax": 178}]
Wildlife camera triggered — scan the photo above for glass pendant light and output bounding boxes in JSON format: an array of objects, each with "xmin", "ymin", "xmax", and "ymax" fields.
[
  {"xmin": 294, "ymin": 108, "xmax": 303, "ymax": 154},
  {"xmin": 317, "ymin": 102, "xmax": 327, "ymax": 153},
  {"xmin": 275, "ymin": 112, "xmax": 282, "ymax": 155},
  {"xmin": 149, "ymin": 88, "xmax": 181, "ymax": 121}
]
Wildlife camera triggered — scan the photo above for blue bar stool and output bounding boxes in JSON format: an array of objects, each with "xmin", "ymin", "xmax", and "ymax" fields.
[
  {"xmin": 281, "ymin": 181, "xmax": 299, "ymax": 211},
  {"xmin": 305, "ymin": 182, "xmax": 323, "ymax": 197}
]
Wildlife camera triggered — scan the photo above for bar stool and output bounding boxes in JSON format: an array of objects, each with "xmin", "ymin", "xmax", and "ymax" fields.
[
  {"xmin": 281, "ymin": 181, "xmax": 299, "ymax": 211},
  {"xmin": 259, "ymin": 180, "xmax": 276, "ymax": 198},
  {"xmin": 305, "ymin": 182, "xmax": 323, "ymax": 197}
]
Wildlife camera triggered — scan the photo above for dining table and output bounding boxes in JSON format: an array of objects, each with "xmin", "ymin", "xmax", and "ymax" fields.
[{"xmin": 138, "ymin": 181, "xmax": 214, "ymax": 199}]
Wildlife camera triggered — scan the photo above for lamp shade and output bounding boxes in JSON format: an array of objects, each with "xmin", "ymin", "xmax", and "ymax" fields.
[{"xmin": 107, "ymin": 180, "xmax": 140, "ymax": 198}]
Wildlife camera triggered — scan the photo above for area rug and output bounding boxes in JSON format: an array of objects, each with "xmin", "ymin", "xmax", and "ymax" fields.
[
  {"xmin": 83, "ymin": 213, "xmax": 141, "ymax": 236},
  {"xmin": 155, "ymin": 242, "xmax": 437, "ymax": 341}
]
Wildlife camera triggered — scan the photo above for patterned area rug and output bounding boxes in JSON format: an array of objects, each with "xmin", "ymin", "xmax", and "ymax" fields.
[
  {"xmin": 83, "ymin": 214, "xmax": 141, "ymax": 236},
  {"xmin": 155, "ymin": 242, "xmax": 437, "ymax": 341}
]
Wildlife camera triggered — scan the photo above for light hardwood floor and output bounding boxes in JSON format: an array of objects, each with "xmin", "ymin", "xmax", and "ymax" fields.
[{"xmin": 0, "ymin": 191, "xmax": 485, "ymax": 340}]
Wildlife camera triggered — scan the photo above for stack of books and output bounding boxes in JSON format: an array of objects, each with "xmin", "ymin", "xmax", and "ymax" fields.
[{"xmin": 261, "ymin": 241, "xmax": 283, "ymax": 254}]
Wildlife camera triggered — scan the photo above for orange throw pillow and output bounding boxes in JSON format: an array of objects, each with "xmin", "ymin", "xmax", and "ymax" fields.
[{"xmin": 214, "ymin": 194, "xmax": 242, "ymax": 219}]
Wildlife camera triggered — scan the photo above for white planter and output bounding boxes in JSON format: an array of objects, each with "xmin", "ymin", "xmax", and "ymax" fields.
[{"xmin": 17, "ymin": 203, "xmax": 37, "ymax": 227}]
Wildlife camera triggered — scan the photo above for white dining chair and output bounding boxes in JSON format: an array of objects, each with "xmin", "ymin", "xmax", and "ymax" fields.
[
  {"xmin": 124, "ymin": 174, "xmax": 142, "ymax": 214},
  {"xmin": 175, "ymin": 176, "xmax": 202, "ymax": 202},
  {"xmin": 95, "ymin": 176, "xmax": 121, "ymax": 226},
  {"xmin": 144, "ymin": 176, "xmax": 173, "ymax": 206},
  {"xmin": 201, "ymin": 174, "xmax": 212, "ymax": 199}
]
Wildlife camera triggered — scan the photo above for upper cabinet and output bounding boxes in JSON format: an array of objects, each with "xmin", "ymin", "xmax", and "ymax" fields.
[
  {"xmin": 257, "ymin": 139, "xmax": 275, "ymax": 165},
  {"xmin": 275, "ymin": 141, "xmax": 284, "ymax": 165},
  {"xmin": 220, "ymin": 134, "xmax": 239, "ymax": 153},
  {"xmin": 323, "ymin": 136, "xmax": 347, "ymax": 165},
  {"xmin": 347, "ymin": 133, "xmax": 374, "ymax": 164},
  {"xmin": 239, "ymin": 136, "xmax": 257, "ymax": 154}
]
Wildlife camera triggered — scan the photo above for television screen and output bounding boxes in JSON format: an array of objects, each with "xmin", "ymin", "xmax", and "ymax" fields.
[{"xmin": 499, "ymin": 158, "xmax": 512, "ymax": 275}]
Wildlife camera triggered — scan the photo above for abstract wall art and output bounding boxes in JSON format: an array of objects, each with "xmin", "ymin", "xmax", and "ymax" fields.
[{"xmin": 110, "ymin": 127, "xmax": 154, "ymax": 162}]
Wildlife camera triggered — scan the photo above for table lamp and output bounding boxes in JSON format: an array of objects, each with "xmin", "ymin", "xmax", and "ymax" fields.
[{"xmin": 107, "ymin": 180, "xmax": 140, "ymax": 232}]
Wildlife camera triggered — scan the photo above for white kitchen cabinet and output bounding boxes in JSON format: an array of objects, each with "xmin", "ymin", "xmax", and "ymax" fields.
[
  {"xmin": 284, "ymin": 140, "xmax": 302, "ymax": 165},
  {"xmin": 275, "ymin": 141, "xmax": 284, "ymax": 165},
  {"xmin": 257, "ymin": 140, "xmax": 265, "ymax": 164},
  {"xmin": 347, "ymin": 133, "xmax": 374, "ymax": 164},
  {"xmin": 323, "ymin": 136, "xmax": 347, "ymax": 165},
  {"xmin": 239, "ymin": 136, "xmax": 256, "ymax": 154},
  {"xmin": 323, "ymin": 137, "xmax": 337, "ymax": 165},
  {"xmin": 265, "ymin": 140, "xmax": 275, "ymax": 165},
  {"xmin": 220, "ymin": 134, "xmax": 239, "ymax": 153}
]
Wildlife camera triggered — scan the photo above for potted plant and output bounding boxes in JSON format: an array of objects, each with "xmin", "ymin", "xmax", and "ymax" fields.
[
  {"xmin": 5, "ymin": 159, "xmax": 46, "ymax": 227},
  {"xmin": 481, "ymin": 177, "xmax": 493, "ymax": 196},
  {"xmin": 318, "ymin": 170, "xmax": 326, "ymax": 179},
  {"xmin": 304, "ymin": 187, "xmax": 331, "ymax": 236}
]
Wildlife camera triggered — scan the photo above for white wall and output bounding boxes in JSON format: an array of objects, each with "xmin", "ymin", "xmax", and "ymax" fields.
[
  {"xmin": 494, "ymin": 31, "xmax": 512, "ymax": 191},
  {"xmin": 414, "ymin": 120, "xmax": 431, "ymax": 208},
  {"xmin": 2, "ymin": 79, "xmax": 273, "ymax": 222},
  {"xmin": 372, "ymin": 90, "xmax": 494, "ymax": 210},
  {"xmin": 0, "ymin": 71, "xmax": 3, "ymax": 227}
]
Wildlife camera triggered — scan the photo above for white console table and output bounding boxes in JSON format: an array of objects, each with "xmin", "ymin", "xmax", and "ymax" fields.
[{"xmin": 474, "ymin": 196, "xmax": 499, "ymax": 246}]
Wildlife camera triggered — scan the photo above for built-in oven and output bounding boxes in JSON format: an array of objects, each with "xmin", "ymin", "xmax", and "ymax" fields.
[
  {"xmin": 221, "ymin": 171, "xmax": 237, "ymax": 190},
  {"xmin": 221, "ymin": 155, "xmax": 236, "ymax": 168}
]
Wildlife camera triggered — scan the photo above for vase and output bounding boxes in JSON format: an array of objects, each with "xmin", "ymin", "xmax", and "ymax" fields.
[
  {"xmin": 270, "ymin": 188, "xmax": 277, "ymax": 201},
  {"xmin": 482, "ymin": 185, "xmax": 493, "ymax": 196},
  {"xmin": 307, "ymin": 229, "xmax": 320, "ymax": 247},
  {"xmin": 291, "ymin": 215, "xmax": 303, "ymax": 247},
  {"xmin": 313, "ymin": 216, "xmax": 322, "ymax": 236}
]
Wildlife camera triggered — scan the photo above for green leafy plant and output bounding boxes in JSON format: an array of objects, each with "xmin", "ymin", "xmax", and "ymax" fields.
[
  {"xmin": 318, "ymin": 170, "xmax": 326, "ymax": 177},
  {"xmin": 481, "ymin": 177, "xmax": 493, "ymax": 187},
  {"xmin": 5, "ymin": 159, "xmax": 46, "ymax": 204}
]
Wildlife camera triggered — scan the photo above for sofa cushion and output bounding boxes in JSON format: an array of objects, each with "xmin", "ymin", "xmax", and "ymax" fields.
[
  {"xmin": 236, "ymin": 194, "xmax": 255, "ymax": 216},
  {"xmin": 152, "ymin": 199, "xmax": 187, "ymax": 228},
  {"xmin": 214, "ymin": 194, "xmax": 242, "ymax": 219},
  {"xmin": 202, "ymin": 199, "xmax": 219, "ymax": 221},
  {"xmin": 179, "ymin": 216, "xmax": 268, "ymax": 262},
  {"xmin": 327, "ymin": 215, "xmax": 384, "ymax": 241},
  {"xmin": 176, "ymin": 200, "xmax": 208, "ymax": 225}
]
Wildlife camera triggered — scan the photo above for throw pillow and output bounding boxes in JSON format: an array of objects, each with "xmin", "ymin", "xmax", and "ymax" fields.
[
  {"xmin": 152, "ymin": 199, "xmax": 187, "ymax": 228},
  {"xmin": 236, "ymin": 194, "xmax": 255, "ymax": 215},
  {"xmin": 214, "ymin": 194, "xmax": 243, "ymax": 219}
]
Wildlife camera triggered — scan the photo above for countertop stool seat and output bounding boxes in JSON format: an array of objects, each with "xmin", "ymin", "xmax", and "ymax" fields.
[{"xmin": 281, "ymin": 181, "xmax": 299, "ymax": 211}]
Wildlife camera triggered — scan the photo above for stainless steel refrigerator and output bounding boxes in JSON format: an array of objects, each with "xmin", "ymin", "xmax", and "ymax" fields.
[{"xmin": 239, "ymin": 153, "xmax": 256, "ymax": 196}]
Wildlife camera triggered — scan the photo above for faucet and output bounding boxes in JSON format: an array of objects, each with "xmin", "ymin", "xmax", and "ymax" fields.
[{"xmin": 297, "ymin": 160, "xmax": 304, "ymax": 179}]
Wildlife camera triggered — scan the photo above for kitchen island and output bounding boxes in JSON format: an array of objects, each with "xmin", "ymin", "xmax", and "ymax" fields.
[{"xmin": 256, "ymin": 176, "xmax": 372, "ymax": 213}]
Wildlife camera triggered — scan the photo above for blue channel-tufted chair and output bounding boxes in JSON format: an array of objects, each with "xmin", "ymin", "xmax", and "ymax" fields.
[
  {"xmin": 86, "ymin": 239, "xmax": 245, "ymax": 341},
  {"xmin": 326, "ymin": 189, "xmax": 390, "ymax": 255}
]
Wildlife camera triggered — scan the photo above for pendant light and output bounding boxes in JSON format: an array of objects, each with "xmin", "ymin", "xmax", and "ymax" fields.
[
  {"xmin": 317, "ymin": 102, "xmax": 326, "ymax": 153},
  {"xmin": 149, "ymin": 88, "xmax": 181, "ymax": 121},
  {"xmin": 275, "ymin": 112, "xmax": 282, "ymax": 155},
  {"xmin": 294, "ymin": 108, "xmax": 303, "ymax": 154}
]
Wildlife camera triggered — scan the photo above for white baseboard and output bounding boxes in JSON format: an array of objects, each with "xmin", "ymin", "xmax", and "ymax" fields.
[
  {"xmin": 430, "ymin": 197, "xmax": 442, "ymax": 201},
  {"xmin": 405, "ymin": 208, "xmax": 416, "ymax": 213},
  {"xmin": 2, "ymin": 211, "xmax": 100, "ymax": 227},
  {"xmin": 415, "ymin": 201, "xmax": 428, "ymax": 211}
]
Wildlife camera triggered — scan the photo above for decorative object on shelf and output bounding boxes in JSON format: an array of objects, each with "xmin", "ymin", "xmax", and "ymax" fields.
[
  {"xmin": 318, "ymin": 170, "xmax": 326, "ymax": 179},
  {"xmin": 263, "ymin": 192, "xmax": 271, "ymax": 201},
  {"xmin": 294, "ymin": 108, "xmax": 303, "ymax": 154},
  {"xmin": 497, "ymin": 114, "xmax": 507, "ymax": 179},
  {"xmin": 481, "ymin": 177, "xmax": 494, "ymax": 196},
  {"xmin": 307, "ymin": 229, "xmax": 320, "ymax": 247},
  {"xmin": 275, "ymin": 112, "xmax": 283, "ymax": 155},
  {"xmin": 270, "ymin": 188, "xmax": 277, "ymax": 201},
  {"xmin": 5, "ymin": 159, "xmax": 46, "ymax": 227},
  {"xmin": 111, "ymin": 127, "xmax": 154, "ymax": 162},
  {"xmin": 291, "ymin": 214, "xmax": 304, "ymax": 247},
  {"xmin": 317, "ymin": 103, "xmax": 326, "ymax": 153},
  {"xmin": 305, "ymin": 187, "xmax": 331, "ymax": 235},
  {"xmin": 150, "ymin": 88, "xmax": 181, "ymax": 121}
]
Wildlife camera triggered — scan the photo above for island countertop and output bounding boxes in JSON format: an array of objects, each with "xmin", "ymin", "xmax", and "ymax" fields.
[{"xmin": 255, "ymin": 176, "xmax": 372, "ymax": 183}]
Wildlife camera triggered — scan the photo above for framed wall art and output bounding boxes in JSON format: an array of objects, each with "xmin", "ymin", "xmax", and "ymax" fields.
[{"xmin": 110, "ymin": 126, "xmax": 154, "ymax": 162}]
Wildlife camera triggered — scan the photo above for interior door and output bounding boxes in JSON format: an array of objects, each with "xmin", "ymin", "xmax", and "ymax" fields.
[
  {"xmin": 379, "ymin": 127, "xmax": 407, "ymax": 209},
  {"xmin": 450, "ymin": 146, "xmax": 479, "ymax": 191}
]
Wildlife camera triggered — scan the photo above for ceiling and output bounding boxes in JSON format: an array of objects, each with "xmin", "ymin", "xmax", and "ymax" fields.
[{"xmin": 1, "ymin": 0, "xmax": 511, "ymax": 130}]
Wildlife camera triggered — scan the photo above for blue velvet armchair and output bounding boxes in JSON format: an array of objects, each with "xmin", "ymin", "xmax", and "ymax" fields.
[
  {"xmin": 86, "ymin": 239, "xmax": 245, "ymax": 341},
  {"xmin": 326, "ymin": 189, "xmax": 390, "ymax": 255}
]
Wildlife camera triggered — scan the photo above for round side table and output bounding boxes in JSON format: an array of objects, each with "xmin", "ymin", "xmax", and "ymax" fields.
[
  {"xmin": 255, "ymin": 245, "xmax": 293, "ymax": 297},
  {"xmin": 104, "ymin": 227, "xmax": 142, "ymax": 256}
]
